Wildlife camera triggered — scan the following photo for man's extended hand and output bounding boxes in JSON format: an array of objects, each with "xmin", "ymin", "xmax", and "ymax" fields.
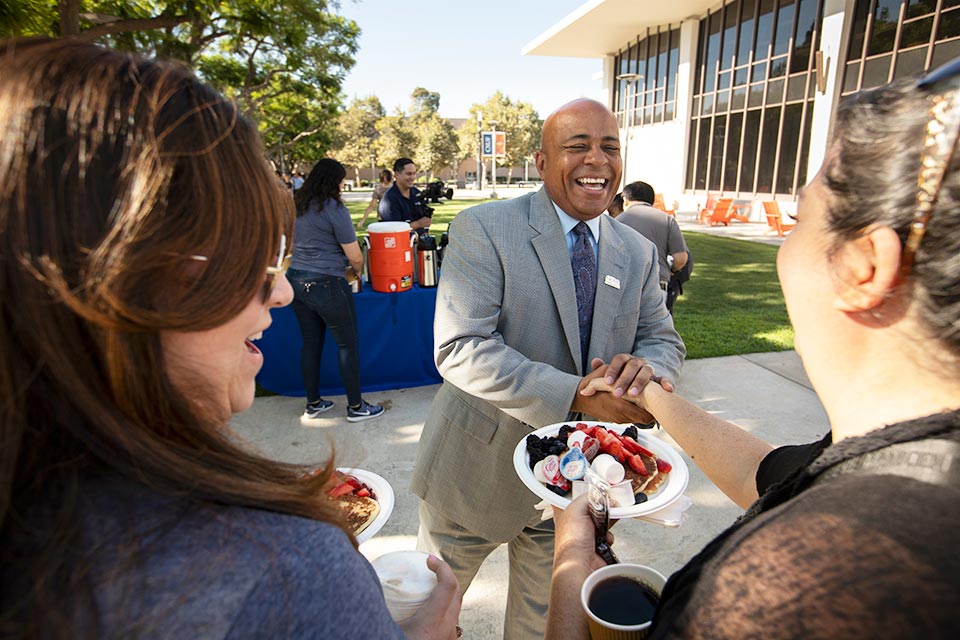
[
  {"xmin": 570, "ymin": 361, "xmax": 651, "ymax": 423},
  {"xmin": 571, "ymin": 356, "xmax": 675, "ymax": 423},
  {"xmin": 586, "ymin": 354, "xmax": 675, "ymax": 397}
]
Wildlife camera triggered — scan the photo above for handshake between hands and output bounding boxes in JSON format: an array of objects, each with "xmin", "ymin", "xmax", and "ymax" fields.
[
  {"xmin": 533, "ymin": 354, "xmax": 676, "ymax": 523},
  {"xmin": 572, "ymin": 354, "xmax": 673, "ymax": 426}
]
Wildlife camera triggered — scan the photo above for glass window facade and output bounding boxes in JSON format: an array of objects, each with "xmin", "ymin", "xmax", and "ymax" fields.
[
  {"xmin": 843, "ymin": 0, "xmax": 960, "ymax": 95},
  {"xmin": 686, "ymin": 0, "xmax": 823, "ymax": 196},
  {"xmin": 613, "ymin": 26, "xmax": 682, "ymax": 127}
]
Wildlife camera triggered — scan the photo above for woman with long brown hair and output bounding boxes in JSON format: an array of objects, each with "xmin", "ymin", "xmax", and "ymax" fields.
[{"xmin": 0, "ymin": 38, "xmax": 459, "ymax": 639}]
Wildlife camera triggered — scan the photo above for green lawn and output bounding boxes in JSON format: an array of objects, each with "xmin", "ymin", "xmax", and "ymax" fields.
[
  {"xmin": 673, "ymin": 233, "xmax": 793, "ymax": 359},
  {"xmin": 346, "ymin": 199, "xmax": 793, "ymax": 360}
]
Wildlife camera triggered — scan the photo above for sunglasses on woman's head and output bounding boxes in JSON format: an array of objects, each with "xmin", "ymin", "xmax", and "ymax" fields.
[{"xmin": 904, "ymin": 57, "xmax": 960, "ymax": 277}]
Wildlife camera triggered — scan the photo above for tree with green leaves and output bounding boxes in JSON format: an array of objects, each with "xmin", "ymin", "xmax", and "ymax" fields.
[
  {"xmin": 332, "ymin": 95, "xmax": 386, "ymax": 186},
  {"xmin": 409, "ymin": 87, "xmax": 441, "ymax": 119},
  {"xmin": 374, "ymin": 111, "xmax": 416, "ymax": 168},
  {"xmin": 1, "ymin": 1, "xmax": 359, "ymax": 172},
  {"xmin": 401, "ymin": 87, "xmax": 456, "ymax": 181},
  {"xmin": 414, "ymin": 113, "xmax": 458, "ymax": 182},
  {"xmin": 459, "ymin": 92, "xmax": 542, "ymax": 184}
]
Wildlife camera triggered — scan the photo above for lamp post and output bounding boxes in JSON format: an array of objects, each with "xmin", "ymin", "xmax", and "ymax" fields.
[
  {"xmin": 615, "ymin": 73, "xmax": 641, "ymax": 189},
  {"xmin": 477, "ymin": 110, "xmax": 483, "ymax": 192},
  {"xmin": 278, "ymin": 132, "xmax": 286, "ymax": 178},
  {"xmin": 489, "ymin": 120, "xmax": 499, "ymax": 199}
]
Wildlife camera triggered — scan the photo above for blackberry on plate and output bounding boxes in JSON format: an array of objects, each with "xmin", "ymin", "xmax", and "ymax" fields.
[
  {"xmin": 548, "ymin": 440, "xmax": 567, "ymax": 455},
  {"xmin": 622, "ymin": 425, "xmax": 638, "ymax": 441}
]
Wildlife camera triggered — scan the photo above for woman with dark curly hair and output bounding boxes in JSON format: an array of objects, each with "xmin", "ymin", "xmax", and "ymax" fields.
[
  {"xmin": 0, "ymin": 38, "xmax": 458, "ymax": 638},
  {"xmin": 290, "ymin": 158, "xmax": 385, "ymax": 422},
  {"xmin": 547, "ymin": 60, "xmax": 960, "ymax": 639}
]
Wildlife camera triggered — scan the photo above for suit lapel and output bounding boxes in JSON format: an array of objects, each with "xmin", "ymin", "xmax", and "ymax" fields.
[
  {"xmin": 529, "ymin": 189, "xmax": 581, "ymax": 369},
  {"xmin": 590, "ymin": 216, "xmax": 626, "ymax": 363}
]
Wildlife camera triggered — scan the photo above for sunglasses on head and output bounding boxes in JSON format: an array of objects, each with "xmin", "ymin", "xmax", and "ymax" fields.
[{"xmin": 904, "ymin": 57, "xmax": 960, "ymax": 277}]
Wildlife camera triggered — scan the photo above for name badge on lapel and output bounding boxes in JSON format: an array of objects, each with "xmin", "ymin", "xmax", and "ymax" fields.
[{"xmin": 603, "ymin": 275, "xmax": 621, "ymax": 290}]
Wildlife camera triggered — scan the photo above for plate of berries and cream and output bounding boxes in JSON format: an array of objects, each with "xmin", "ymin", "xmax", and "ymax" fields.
[{"xmin": 512, "ymin": 422, "xmax": 689, "ymax": 519}]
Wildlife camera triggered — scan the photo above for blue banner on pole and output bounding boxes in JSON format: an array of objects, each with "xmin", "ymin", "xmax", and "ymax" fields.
[{"xmin": 481, "ymin": 131, "xmax": 505, "ymax": 157}]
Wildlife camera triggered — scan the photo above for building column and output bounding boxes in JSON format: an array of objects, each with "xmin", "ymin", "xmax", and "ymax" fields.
[
  {"xmin": 603, "ymin": 55, "xmax": 616, "ymax": 106},
  {"xmin": 676, "ymin": 16, "xmax": 700, "ymax": 198},
  {"xmin": 806, "ymin": 0, "xmax": 851, "ymax": 182}
]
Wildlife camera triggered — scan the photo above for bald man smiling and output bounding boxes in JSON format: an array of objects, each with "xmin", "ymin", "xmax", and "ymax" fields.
[{"xmin": 411, "ymin": 99, "xmax": 685, "ymax": 639}]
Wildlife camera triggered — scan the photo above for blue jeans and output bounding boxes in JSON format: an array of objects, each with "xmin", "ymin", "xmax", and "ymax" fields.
[{"xmin": 288, "ymin": 268, "xmax": 362, "ymax": 406}]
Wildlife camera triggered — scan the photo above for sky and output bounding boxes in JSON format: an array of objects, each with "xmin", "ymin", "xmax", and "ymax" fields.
[{"xmin": 334, "ymin": 0, "xmax": 603, "ymax": 119}]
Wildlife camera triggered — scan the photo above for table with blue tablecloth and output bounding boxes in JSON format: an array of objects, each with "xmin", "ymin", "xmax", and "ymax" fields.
[{"xmin": 256, "ymin": 286, "xmax": 441, "ymax": 397}]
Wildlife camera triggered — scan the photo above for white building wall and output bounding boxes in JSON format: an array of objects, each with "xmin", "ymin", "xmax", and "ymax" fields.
[{"xmin": 620, "ymin": 18, "xmax": 700, "ymax": 209}]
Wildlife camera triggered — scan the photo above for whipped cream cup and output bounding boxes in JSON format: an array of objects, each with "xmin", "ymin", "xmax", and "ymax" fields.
[
  {"xmin": 371, "ymin": 550, "xmax": 437, "ymax": 622},
  {"xmin": 591, "ymin": 454, "xmax": 625, "ymax": 485}
]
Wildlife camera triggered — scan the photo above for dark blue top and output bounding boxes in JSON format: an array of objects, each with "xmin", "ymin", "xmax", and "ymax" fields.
[
  {"xmin": 290, "ymin": 197, "xmax": 357, "ymax": 277},
  {"xmin": 73, "ymin": 477, "xmax": 405, "ymax": 639},
  {"xmin": 378, "ymin": 184, "xmax": 429, "ymax": 224}
]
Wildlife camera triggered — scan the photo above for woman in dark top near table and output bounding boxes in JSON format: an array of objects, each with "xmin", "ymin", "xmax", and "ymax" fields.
[
  {"xmin": 547, "ymin": 62, "xmax": 960, "ymax": 639},
  {"xmin": 0, "ymin": 38, "xmax": 459, "ymax": 639},
  {"xmin": 289, "ymin": 158, "xmax": 385, "ymax": 422}
]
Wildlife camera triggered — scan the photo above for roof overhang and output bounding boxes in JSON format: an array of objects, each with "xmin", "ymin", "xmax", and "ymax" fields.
[{"xmin": 522, "ymin": 0, "xmax": 716, "ymax": 58}]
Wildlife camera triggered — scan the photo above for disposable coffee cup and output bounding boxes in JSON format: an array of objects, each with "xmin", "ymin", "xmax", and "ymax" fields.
[
  {"xmin": 371, "ymin": 550, "xmax": 437, "ymax": 622},
  {"xmin": 580, "ymin": 563, "xmax": 667, "ymax": 640}
]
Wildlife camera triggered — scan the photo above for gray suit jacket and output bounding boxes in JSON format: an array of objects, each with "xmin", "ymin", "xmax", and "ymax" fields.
[{"xmin": 411, "ymin": 188, "xmax": 685, "ymax": 542}]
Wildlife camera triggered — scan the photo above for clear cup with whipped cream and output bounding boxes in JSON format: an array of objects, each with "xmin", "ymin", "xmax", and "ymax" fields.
[{"xmin": 371, "ymin": 550, "xmax": 437, "ymax": 622}]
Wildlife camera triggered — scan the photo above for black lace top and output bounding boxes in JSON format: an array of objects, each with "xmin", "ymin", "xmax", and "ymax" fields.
[{"xmin": 649, "ymin": 410, "xmax": 960, "ymax": 639}]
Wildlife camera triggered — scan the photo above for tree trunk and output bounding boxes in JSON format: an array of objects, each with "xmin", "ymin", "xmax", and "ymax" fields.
[{"xmin": 60, "ymin": 0, "xmax": 79, "ymax": 36}]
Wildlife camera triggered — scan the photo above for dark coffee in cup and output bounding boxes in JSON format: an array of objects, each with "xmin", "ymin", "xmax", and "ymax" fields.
[{"xmin": 587, "ymin": 576, "xmax": 660, "ymax": 625}]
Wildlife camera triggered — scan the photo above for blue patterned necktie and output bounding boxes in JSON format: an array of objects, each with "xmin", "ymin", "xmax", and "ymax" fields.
[{"xmin": 571, "ymin": 222, "xmax": 596, "ymax": 372}]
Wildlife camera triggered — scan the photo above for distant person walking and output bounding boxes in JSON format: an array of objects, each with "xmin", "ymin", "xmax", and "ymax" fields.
[
  {"xmin": 288, "ymin": 158, "xmax": 385, "ymax": 422},
  {"xmin": 617, "ymin": 181, "xmax": 688, "ymax": 313},
  {"xmin": 357, "ymin": 168, "xmax": 394, "ymax": 230}
]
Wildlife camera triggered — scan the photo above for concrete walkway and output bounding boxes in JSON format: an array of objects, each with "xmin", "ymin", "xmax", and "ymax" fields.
[
  {"xmin": 676, "ymin": 212, "xmax": 787, "ymax": 247},
  {"xmin": 232, "ymin": 351, "xmax": 827, "ymax": 638}
]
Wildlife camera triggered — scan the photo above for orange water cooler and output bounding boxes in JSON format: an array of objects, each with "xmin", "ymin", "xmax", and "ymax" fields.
[{"xmin": 364, "ymin": 222, "xmax": 414, "ymax": 293}]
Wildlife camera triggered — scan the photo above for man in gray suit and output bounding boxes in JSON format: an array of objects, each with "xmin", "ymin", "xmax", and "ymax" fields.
[{"xmin": 411, "ymin": 99, "xmax": 685, "ymax": 639}]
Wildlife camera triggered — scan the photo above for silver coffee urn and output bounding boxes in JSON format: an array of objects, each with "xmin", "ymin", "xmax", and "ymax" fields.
[{"xmin": 416, "ymin": 234, "xmax": 439, "ymax": 288}]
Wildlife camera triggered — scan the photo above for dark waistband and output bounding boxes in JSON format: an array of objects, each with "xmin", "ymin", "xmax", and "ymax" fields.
[{"xmin": 286, "ymin": 267, "xmax": 343, "ymax": 281}]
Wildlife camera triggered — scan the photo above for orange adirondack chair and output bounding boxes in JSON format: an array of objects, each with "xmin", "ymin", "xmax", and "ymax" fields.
[
  {"xmin": 708, "ymin": 198, "xmax": 736, "ymax": 226},
  {"xmin": 653, "ymin": 193, "xmax": 676, "ymax": 216},
  {"xmin": 698, "ymin": 192, "xmax": 721, "ymax": 224},
  {"xmin": 763, "ymin": 201, "xmax": 796, "ymax": 236}
]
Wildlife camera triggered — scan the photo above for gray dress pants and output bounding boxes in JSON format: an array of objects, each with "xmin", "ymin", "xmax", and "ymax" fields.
[{"xmin": 416, "ymin": 500, "xmax": 555, "ymax": 640}]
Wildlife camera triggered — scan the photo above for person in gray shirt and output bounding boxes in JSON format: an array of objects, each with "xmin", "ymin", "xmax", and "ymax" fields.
[{"xmin": 616, "ymin": 181, "xmax": 689, "ymax": 312}]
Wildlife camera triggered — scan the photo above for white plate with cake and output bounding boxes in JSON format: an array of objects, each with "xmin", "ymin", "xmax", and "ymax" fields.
[
  {"xmin": 330, "ymin": 468, "xmax": 394, "ymax": 543},
  {"xmin": 512, "ymin": 422, "xmax": 689, "ymax": 520}
]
